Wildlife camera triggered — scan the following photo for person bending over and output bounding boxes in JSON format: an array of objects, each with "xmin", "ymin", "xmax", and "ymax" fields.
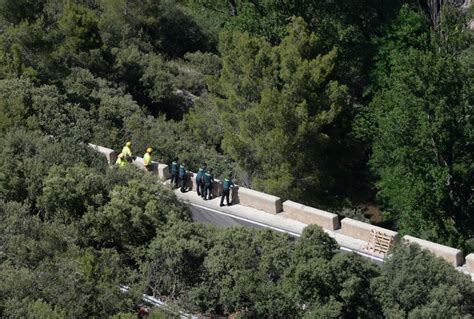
[{"xmin": 220, "ymin": 177, "xmax": 234, "ymax": 207}]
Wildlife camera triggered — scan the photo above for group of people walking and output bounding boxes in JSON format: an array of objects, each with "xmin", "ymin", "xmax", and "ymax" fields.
[{"xmin": 115, "ymin": 142, "xmax": 234, "ymax": 206}]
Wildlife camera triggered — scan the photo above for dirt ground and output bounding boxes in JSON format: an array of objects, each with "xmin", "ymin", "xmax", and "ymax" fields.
[{"xmin": 359, "ymin": 203, "xmax": 384, "ymax": 224}]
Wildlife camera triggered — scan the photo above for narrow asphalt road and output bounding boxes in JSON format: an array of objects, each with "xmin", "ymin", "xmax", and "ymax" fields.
[
  {"xmin": 190, "ymin": 204, "xmax": 266, "ymax": 229},
  {"xmin": 189, "ymin": 203, "xmax": 384, "ymax": 266}
]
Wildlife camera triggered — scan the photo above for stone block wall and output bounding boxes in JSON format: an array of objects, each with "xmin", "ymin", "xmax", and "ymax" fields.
[
  {"xmin": 89, "ymin": 142, "xmax": 473, "ymax": 276},
  {"xmin": 466, "ymin": 254, "xmax": 474, "ymax": 272},
  {"xmin": 404, "ymin": 235, "xmax": 464, "ymax": 267},
  {"xmin": 283, "ymin": 200, "xmax": 340, "ymax": 230},
  {"xmin": 340, "ymin": 218, "xmax": 399, "ymax": 243},
  {"xmin": 88, "ymin": 143, "xmax": 117, "ymax": 165},
  {"xmin": 237, "ymin": 187, "xmax": 282, "ymax": 214}
]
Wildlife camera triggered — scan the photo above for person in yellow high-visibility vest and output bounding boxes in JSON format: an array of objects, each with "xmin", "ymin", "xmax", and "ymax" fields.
[
  {"xmin": 143, "ymin": 147, "xmax": 153, "ymax": 171},
  {"xmin": 115, "ymin": 153, "xmax": 127, "ymax": 167},
  {"xmin": 122, "ymin": 141, "xmax": 133, "ymax": 162}
]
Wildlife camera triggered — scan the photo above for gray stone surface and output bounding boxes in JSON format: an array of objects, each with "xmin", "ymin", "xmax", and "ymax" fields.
[
  {"xmin": 132, "ymin": 157, "xmax": 170, "ymax": 181},
  {"xmin": 404, "ymin": 235, "xmax": 464, "ymax": 267},
  {"xmin": 282, "ymin": 200, "xmax": 340, "ymax": 230},
  {"xmin": 186, "ymin": 171, "xmax": 222, "ymax": 197},
  {"xmin": 175, "ymin": 188, "xmax": 303, "ymax": 234},
  {"xmin": 88, "ymin": 143, "xmax": 117, "ymax": 164},
  {"xmin": 466, "ymin": 254, "xmax": 474, "ymax": 272},
  {"xmin": 340, "ymin": 217, "xmax": 398, "ymax": 243},
  {"xmin": 158, "ymin": 164, "xmax": 170, "ymax": 180},
  {"xmin": 173, "ymin": 189, "xmax": 382, "ymax": 259},
  {"xmin": 88, "ymin": 143, "xmax": 474, "ymax": 279},
  {"xmin": 133, "ymin": 156, "xmax": 158, "ymax": 175},
  {"xmin": 237, "ymin": 187, "xmax": 282, "ymax": 214}
]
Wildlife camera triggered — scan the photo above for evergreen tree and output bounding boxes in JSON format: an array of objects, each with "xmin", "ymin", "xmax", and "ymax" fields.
[
  {"xmin": 372, "ymin": 244, "xmax": 474, "ymax": 317},
  {"xmin": 212, "ymin": 18, "xmax": 350, "ymax": 203},
  {"xmin": 358, "ymin": 4, "xmax": 473, "ymax": 247}
]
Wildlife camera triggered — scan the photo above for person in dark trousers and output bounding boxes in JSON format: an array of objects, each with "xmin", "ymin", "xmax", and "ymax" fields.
[
  {"xmin": 220, "ymin": 177, "xmax": 234, "ymax": 207},
  {"xmin": 195, "ymin": 163, "xmax": 207, "ymax": 196},
  {"xmin": 179, "ymin": 160, "xmax": 188, "ymax": 192},
  {"xmin": 202, "ymin": 168, "xmax": 214, "ymax": 200},
  {"xmin": 170, "ymin": 158, "xmax": 179, "ymax": 188}
]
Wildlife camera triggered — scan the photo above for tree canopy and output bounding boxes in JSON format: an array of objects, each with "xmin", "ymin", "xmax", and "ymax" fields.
[{"xmin": 0, "ymin": 0, "xmax": 473, "ymax": 317}]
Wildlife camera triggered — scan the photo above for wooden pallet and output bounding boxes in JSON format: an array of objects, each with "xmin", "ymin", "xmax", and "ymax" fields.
[{"xmin": 363, "ymin": 228, "xmax": 395, "ymax": 256}]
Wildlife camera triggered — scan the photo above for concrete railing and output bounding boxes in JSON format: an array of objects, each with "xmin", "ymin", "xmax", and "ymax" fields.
[
  {"xmin": 158, "ymin": 163, "xmax": 170, "ymax": 180},
  {"xmin": 185, "ymin": 172, "xmax": 195, "ymax": 191},
  {"xmin": 340, "ymin": 218, "xmax": 399, "ymax": 243},
  {"xmin": 403, "ymin": 235, "xmax": 464, "ymax": 267},
  {"xmin": 237, "ymin": 187, "xmax": 282, "ymax": 214},
  {"xmin": 190, "ymin": 172, "xmax": 198, "ymax": 192},
  {"xmin": 211, "ymin": 179, "xmax": 223, "ymax": 197},
  {"xmin": 88, "ymin": 143, "xmax": 117, "ymax": 165},
  {"xmin": 187, "ymin": 172, "xmax": 222, "ymax": 197},
  {"xmin": 467, "ymin": 254, "xmax": 474, "ymax": 272},
  {"xmin": 133, "ymin": 157, "xmax": 156, "ymax": 174},
  {"xmin": 283, "ymin": 200, "xmax": 340, "ymax": 231},
  {"xmin": 88, "ymin": 142, "xmax": 474, "ymax": 276},
  {"xmin": 132, "ymin": 157, "xmax": 170, "ymax": 181}
]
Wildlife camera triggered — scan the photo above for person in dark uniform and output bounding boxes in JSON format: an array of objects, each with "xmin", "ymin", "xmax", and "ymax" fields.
[
  {"xmin": 170, "ymin": 158, "xmax": 179, "ymax": 188},
  {"xmin": 202, "ymin": 168, "xmax": 214, "ymax": 200},
  {"xmin": 220, "ymin": 177, "xmax": 234, "ymax": 207},
  {"xmin": 195, "ymin": 163, "xmax": 207, "ymax": 196},
  {"xmin": 178, "ymin": 160, "xmax": 188, "ymax": 192}
]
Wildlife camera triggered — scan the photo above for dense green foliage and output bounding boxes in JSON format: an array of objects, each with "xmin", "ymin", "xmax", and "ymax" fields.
[
  {"xmin": 0, "ymin": 131, "xmax": 191, "ymax": 317},
  {"xmin": 356, "ymin": 4, "xmax": 474, "ymax": 248},
  {"xmin": 0, "ymin": 133, "xmax": 472, "ymax": 316},
  {"xmin": 0, "ymin": 0, "xmax": 473, "ymax": 317},
  {"xmin": 205, "ymin": 18, "xmax": 350, "ymax": 202},
  {"xmin": 373, "ymin": 244, "xmax": 474, "ymax": 317}
]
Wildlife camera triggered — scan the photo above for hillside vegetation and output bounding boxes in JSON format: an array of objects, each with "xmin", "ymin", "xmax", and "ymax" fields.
[{"xmin": 0, "ymin": 0, "xmax": 473, "ymax": 317}]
